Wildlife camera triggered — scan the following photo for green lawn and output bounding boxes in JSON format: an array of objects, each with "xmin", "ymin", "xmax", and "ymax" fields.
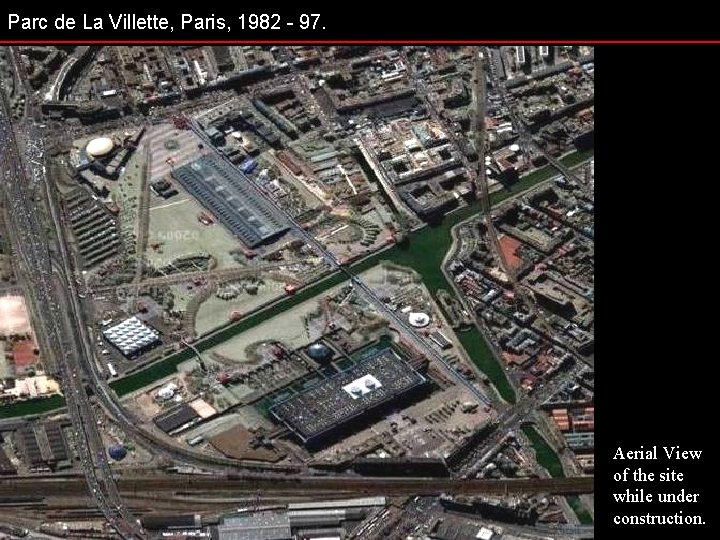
[
  {"xmin": 0, "ymin": 395, "xmax": 66, "ymax": 418},
  {"xmin": 560, "ymin": 148, "xmax": 594, "ymax": 168},
  {"xmin": 567, "ymin": 494, "xmax": 594, "ymax": 524},
  {"xmin": 522, "ymin": 425, "xmax": 565, "ymax": 477},
  {"xmin": 521, "ymin": 425, "xmax": 594, "ymax": 524},
  {"xmin": 111, "ymin": 271, "xmax": 351, "ymax": 396}
]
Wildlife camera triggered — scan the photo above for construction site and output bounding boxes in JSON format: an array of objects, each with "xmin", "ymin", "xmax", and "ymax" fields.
[{"xmin": 110, "ymin": 262, "xmax": 493, "ymax": 466}]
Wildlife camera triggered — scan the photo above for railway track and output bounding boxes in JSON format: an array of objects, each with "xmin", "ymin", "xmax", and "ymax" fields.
[{"xmin": 0, "ymin": 474, "xmax": 593, "ymax": 497}]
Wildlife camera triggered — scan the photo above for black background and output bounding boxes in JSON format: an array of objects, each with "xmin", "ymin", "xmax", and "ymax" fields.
[
  {"xmin": 601, "ymin": 46, "xmax": 715, "ymax": 537},
  {"xmin": 1, "ymin": 9, "xmax": 720, "ymax": 41},
  {"xmin": 2, "ymin": 7, "xmax": 718, "ymax": 538}
]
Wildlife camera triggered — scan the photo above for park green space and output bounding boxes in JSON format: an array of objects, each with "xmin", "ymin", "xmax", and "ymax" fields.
[{"xmin": 3, "ymin": 150, "xmax": 593, "ymax": 415}]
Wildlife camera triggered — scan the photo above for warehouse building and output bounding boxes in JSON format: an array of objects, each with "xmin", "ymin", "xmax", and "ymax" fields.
[
  {"xmin": 172, "ymin": 154, "xmax": 289, "ymax": 248},
  {"xmin": 271, "ymin": 347, "xmax": 427, "ymax": 446},
  {"xmin": 102, "ymin": 316, "xmax": 160, "ymax": 358},
  {"xmin": 214, "ymin": 513, "xmax": 292, "ymax": 540},
  {"xmin": 153, "ymin": 403, "xmax": 200, "ymax": 434},
  {"xmin": 14, "ymin": 421, "xmax": 71, "ymax": 471}
]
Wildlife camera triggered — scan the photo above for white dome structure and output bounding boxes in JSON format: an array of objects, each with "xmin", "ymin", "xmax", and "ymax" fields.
[
  {"xmin": 157, "ymin": 382, "xmax": 178, "ymax": 401},
  {"xmin": 408, "ymin": 312, "xmax": 430, "ymax": 328},
  {"xmin": 86, "ymin": 137, "xmax": 114, "ymax": 157},
  {"xmin": 509, "ymin": 143, "xmax": 521, "ymax": 152}
]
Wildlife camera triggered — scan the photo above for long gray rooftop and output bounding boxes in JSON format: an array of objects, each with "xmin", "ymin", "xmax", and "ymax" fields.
[{"xmin": 173, "ymin": 154, "xmax": 288, "ymax": 248}]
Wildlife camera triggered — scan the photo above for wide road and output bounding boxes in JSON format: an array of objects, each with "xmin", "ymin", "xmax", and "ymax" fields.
[{"xmin": 2, "ymin": 47, "xmax": 143, "ymax": 539}]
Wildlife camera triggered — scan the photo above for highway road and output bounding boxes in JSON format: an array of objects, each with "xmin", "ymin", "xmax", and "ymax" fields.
[
  {"xmin": 44, "ymin": 56, "xmax": 76, "ymax": 101},
  {"xmin": 2, "ymin": 46, "xmax": 143, "ymax": 539}
]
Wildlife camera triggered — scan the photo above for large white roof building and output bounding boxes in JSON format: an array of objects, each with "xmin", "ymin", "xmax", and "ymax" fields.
[
  {"xmin": 86, "ymin": 137, "xmax": 115, "ymax": 158},
  {"xmin": 102, "ymin": 316, "xmax": 160, "ymax": 357}
]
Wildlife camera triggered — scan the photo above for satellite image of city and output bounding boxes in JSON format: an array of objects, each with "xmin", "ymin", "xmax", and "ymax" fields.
[{"xmin": 0, "ymin": 45, "xmax": 594, "ymax": 539}]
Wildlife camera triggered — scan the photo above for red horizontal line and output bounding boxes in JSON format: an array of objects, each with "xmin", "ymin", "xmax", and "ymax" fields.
[{"xmin": 0, "ymin": 39, "xmax": 715, "ymax": 45}]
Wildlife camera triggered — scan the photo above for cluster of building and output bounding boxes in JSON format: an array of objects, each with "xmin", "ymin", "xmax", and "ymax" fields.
[
  {"xmin": 253, "ymin": 85, "xmax": 322, "ymax": 138},
  {"xmin": 359, "ymin": 117, "xmax": 474, "ymax": 220},
  {"xmin": 114, "ymin": 46, "xmax": 179, "ymax": 104},
  {"xmin": 196, "ymin": 97, "xmax": 284, "ymax": 151},
  {"xmin": 406, "ymin": 47, "xmax": 480, "ymax": 157},
  {"xmin": 482, "ymin": 94, "xmax": 534, "ymax": 187},
  {"xmin": 140, "ymin": 491, "xmax": 583, "ymax": 540},
  {"xmin": 491, "ymin": 46, "xmax": 554, "ymax": 81},
  {"xmin": 1, "ymin": 421, "xmax": 71, "ymax": 473},
  {"xmin": 482, "ymin": 46, "xmax": 594, "ymax": 192},
  {"xmin": 317, "ymin": 49, "xmax": 416, "ymax": 115},
  {"xmin": 436, "ymin": 492, "xmax": 574, "ymax": 536},
  {"xmin": 511, "ymin": 65, "xmax": 594, "ymax": 154},
  {"xmin": 271, "ymin": 346, "xmax": 428, "ymax": 446},
  {"xmin": 62, "ymin": 189, "xmax": 121, "ymax": 269},
  {"xmin": 0, "ymin": 295, "xmax": 60, "ymax": 404},
  {"xmin": 543, "ymin": 370, "xmax": 595, "ymax": 473},
  {"xmin": 550, "ymin": 406, "xmax": 594, "ymax": 452},
  {"xmin": 112, "ymin": 45, "xmax": 281, "ymax": 106},
  {"xmin": 72, "ymin": 48, "xmax": 126, "ymax": 106},
  {"xmin": 496, "ymin": 46, "xmax": 593, "ymax": 84},
  {"xmin": 142, "ymin": 497, "xmax": 389, "ymax": 540},
  {"xmin": 16, "ymin": 46, "xmax": 67, "ymax": 89},
  {"xmin": 447, "ymin": 179, "xmax": 594, "ymax": 393},
  {"xmin": 288, "ymin": 139, "xmax": 375, "ymax": 205}
]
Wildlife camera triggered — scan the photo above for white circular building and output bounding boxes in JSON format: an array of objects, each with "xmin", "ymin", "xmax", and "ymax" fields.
[
  {"xmin": 156, "ymin": 382, "xmax": 178, "ymax": 401},
  {"xmin": 408, "ymin": 312, "xmax": 430, "ymax": 328},
  {"xmin": 509, "ymin": 143, "xmax": 521, "ymax": 153},
  {"xmin": 86, "ymin": 137, "xmax": 115, "ymax": 158}
]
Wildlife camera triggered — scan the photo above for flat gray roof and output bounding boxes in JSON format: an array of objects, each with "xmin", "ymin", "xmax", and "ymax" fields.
[
  {"xmin": 173, "ymin": 154, "xmax": 288, "ymax": 248},
  {"xmin": 271, "ymin": 346, "xmax": 426, "ymax": 442},
  {"xmin": 216, "ymin": 513, "xmax": 292, "ymax": 540}
]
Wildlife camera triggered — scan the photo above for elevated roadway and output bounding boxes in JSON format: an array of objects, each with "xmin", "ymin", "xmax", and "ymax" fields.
[{"xmin": 2, "ymin": 46, "xmax": 143, "ymax": 539}]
